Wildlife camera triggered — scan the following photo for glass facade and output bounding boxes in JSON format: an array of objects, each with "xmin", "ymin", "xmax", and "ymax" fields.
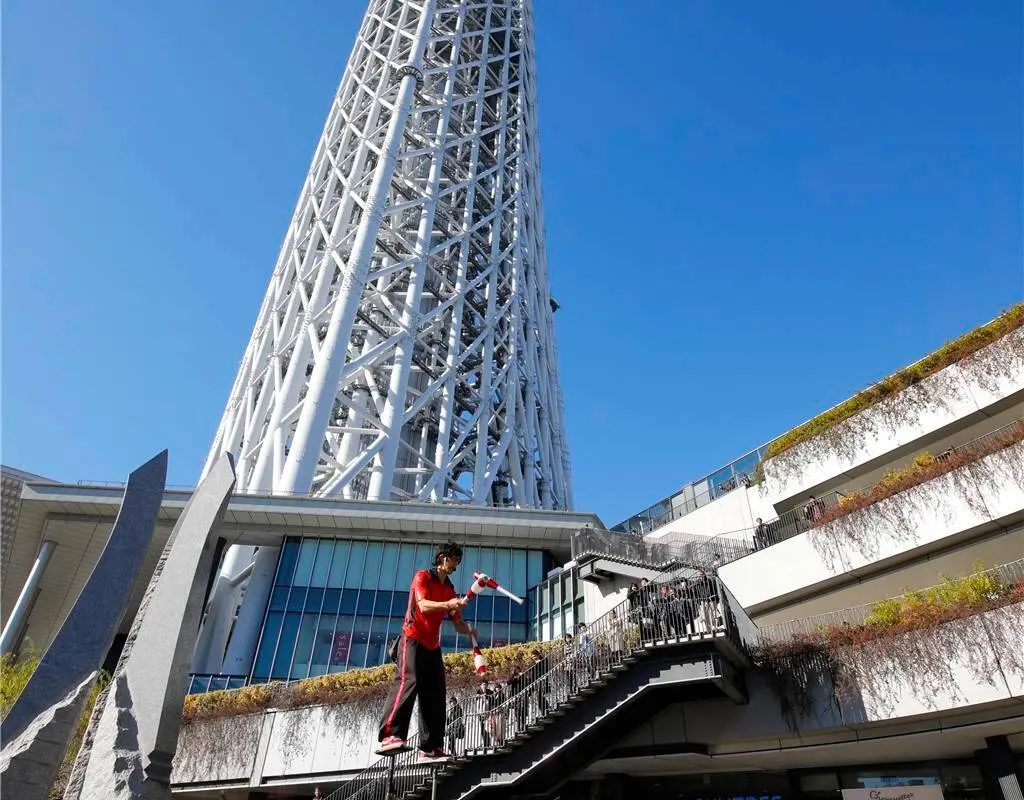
[
  {"xmin": 250, "ymin": 537, "xmax": 549, "ymax": 682},
  {"xmin": 530, "ymin": 566, "xmax": 586, "ymax": 642}
]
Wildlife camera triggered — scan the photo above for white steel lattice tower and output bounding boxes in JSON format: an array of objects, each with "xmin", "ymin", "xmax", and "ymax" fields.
[{"xmin": 204, "ymin": 0, "xmax": 571, "ymax": 511}]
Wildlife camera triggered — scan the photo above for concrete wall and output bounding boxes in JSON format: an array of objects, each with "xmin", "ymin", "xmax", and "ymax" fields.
[
  {"xmin": 581, "ymin": 575, "xmax": 631, "ymax": 623},
  {"xmin": 719, "ymin": 442, "xmax": 1024, "ymax": 612},
  {"xmin": 173, "ymin": 602, "xmax": 1024, "ymax": 787},
  {"xmin": 609, "ymin": 602, "xmax": 1024, "ymax": 754},
  {"xmin": 761, "ymin": 327, "xmax": 1024, "ymax": 507},
  {"xmin": 646, "ymin": 484, "xmax": 776, "ymax": 541}
]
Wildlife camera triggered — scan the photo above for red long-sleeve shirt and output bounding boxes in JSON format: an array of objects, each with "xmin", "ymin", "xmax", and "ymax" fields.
[{"xmin": 403, "ymin": 568, "xmax": 463, "ymax": 650}]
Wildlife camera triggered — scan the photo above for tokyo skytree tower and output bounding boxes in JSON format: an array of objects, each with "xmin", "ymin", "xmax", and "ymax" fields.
[{"xmin": 204, "ymin": 0, "xmax": 572, "ymax": 510}]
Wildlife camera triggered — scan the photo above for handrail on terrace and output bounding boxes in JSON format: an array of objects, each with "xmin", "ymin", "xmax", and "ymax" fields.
[
  {"xmin": 758, "ymin": 558, "xmax": 1024, "ymax": 642},
  {"xmin": 581, "ymin": 416, "xmax": 1024, "ymax": 577},
  {"xmin": 610, "ymin": 309, "xmax": 1022, "ymax": 536},
  {"xmin": 572, "ymin": 490, "xmax": 844, "ymax": 574},
  {"xmin": 324, "ymin": 561, "xmax": 756, "ymax": 800}
]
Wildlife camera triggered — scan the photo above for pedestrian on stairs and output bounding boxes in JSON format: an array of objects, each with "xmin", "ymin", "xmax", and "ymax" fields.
[{"xmin": 377, "ymin": 541, "xmax": 478, "ymax": 763}]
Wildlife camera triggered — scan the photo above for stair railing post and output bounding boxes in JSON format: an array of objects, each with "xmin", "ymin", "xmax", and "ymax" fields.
[{"xmin": 386, "ymin": 754, "xmax": 396, "ymax": 800}]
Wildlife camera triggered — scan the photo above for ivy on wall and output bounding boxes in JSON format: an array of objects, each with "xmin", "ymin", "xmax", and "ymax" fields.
[
  {"xmin": 807, "ymin": 426, "xmax": 1024, "ymax": 569},
  {"xmin": 182, "ymin": 641, "xmax": 559, "ymax": 724},
  {"xmin": 751, "ymin": 564, "xmax": 1024, "ymax": 730},
  {"xmin": 812, "ymin": 420, "xmax": 1024, "ymax": 529}
]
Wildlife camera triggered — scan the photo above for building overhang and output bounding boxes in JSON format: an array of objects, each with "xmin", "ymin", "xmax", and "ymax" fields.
[
  {"xmin": 578, "ymin": 557, "xmax": 667, "ymax": 584},
  {"xmin": 3, "ymin": 481, "xmax": 603, "ymax": 655}
]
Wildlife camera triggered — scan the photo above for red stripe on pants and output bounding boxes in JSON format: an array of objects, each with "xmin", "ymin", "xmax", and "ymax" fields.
[{"xmin": 382, "ymin": 635, "xmax": 410, "ymax": 738}]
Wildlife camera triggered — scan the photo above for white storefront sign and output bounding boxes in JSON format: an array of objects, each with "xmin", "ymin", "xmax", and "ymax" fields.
[{"xmin": 842, "ymin": 786, "xmax": 945, "ymax": 800}]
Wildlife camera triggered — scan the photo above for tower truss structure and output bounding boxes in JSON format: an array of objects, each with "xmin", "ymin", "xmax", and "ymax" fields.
[{"xmin": 204, "ymin": 0, "xmax": 572, "ymax": 510}]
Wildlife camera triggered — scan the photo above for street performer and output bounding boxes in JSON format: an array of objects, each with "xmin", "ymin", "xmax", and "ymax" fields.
[{"xmin": 377, "ymin": 542, "xmax": 477, "ymax": 762}]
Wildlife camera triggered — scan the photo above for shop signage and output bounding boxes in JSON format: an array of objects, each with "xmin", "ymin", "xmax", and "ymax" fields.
[{"xmin": 842, "ymin": 786, "xmax": 944, "ymax": 800}]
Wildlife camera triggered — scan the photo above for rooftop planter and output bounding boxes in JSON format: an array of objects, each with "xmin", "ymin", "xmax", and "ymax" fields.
[
  {"xmin": 182, "ymin": 641, "xmax": 556, "ymax": 724},
  {"xmin": 764, "ymin": 303, "xmax": 1024, "ymax": 463},
  {"xmin": 720, "ymin": 437, "xmax": 1024, "ymax": 610},
  {"xmin": 811, "ymin": 419, "xmax": 1024, "ymax": 530},
  {"xmin": 751, "ymin": 563, "xmax": 1024, "ymax": 729}
]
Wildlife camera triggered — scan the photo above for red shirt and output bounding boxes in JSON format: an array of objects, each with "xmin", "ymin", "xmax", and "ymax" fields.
[{"xmin": 403, "ymin": 568, "xmax": 462, "ymax": 650}]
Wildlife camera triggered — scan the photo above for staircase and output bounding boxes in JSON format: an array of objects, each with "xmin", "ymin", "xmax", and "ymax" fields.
[
  {"xmin": 570, "ymin": 527, "xmax": 749, "ymax": 584},
  {"xmin": 325, "ymin": 563, "xmax": 757, "ymax": 800}
]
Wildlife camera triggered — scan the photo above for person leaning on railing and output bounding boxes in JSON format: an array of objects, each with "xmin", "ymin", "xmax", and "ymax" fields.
[
  {"xmin": 525, "ymin": 647, "xmax": 549, "ymax": 721},
  {"xmin": 692, "ymin": 570, "xmax": 720, "ymax": 633},
  {"xmin": 445, "ymin": 695, "xmax": 465, "ymax": 756},
  {"xmin": 507, "ymin": 665, "xmax": 528, "ymax": 734},
  {"xmin": 635, "ymin": 578, "xmax": 656, "ymax": 642},
  {"xmin": 575, "ymin": 622, "xmax": 596, "ymax": 682}
]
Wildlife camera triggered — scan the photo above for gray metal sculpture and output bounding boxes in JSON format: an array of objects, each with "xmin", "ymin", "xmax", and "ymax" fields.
[
  {"xmin": 68, "ymin": 453, "xmax": 236, "ymax": 800},
  {"xmin": 0, "ymin": 450, "xmax": 168, "ymax": 800}
]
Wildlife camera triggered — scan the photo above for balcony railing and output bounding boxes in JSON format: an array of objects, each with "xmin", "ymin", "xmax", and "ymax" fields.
[
  {"xmin": 759, "ymin": 558, "xmax": 1024, "ymax": 641},
  {"xmin": 573, "ymin": 491, "xmax": 843, "ymax": 574},
  {"xmin": 324, "ymin": 562, "xmax": 755, "ymax": 800},
  {"xmin": 585, "ymin": 418, "xmax": 1024, "ymax": 581},
  {"xmin": 609, "ymin": 448, "xmax": 767, "ymax": 535}
]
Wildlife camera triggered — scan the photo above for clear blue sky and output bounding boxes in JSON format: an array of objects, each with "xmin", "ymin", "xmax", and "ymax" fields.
[{"xmin": 3, "ymin": 1, "xmax": 1021, "ymax": 525}]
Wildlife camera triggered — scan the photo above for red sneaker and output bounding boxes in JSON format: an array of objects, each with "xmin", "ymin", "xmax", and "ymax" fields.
[{"xmin": 376, "ymin": 736, "xmax": 409, "ymax": 755}]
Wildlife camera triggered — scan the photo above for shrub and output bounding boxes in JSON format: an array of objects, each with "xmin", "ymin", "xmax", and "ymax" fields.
[
  {"xmin": 764, "ymin": 304, "xmax": 1024, "ymax": 461},
  {"xmin": 0, "ymin": 648, "xmax": 40, "ymax": 720},
  {"xmin": 810, "ymin": 420, "xmax": 1024, "ymax": 528},
  {"xmin": 752, "ymin": 563, "xmax": 1024, "ymax": 728},
  {"xmin": 183, "ymin": 640, "xmax": 560, "ymax": 723}
]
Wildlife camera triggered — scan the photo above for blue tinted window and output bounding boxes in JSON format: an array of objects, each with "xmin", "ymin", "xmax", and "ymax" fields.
[
  {"xmin": 327, "ymin": 540, "xmax": 351, "ymax": 588},
  {"xmin": 395, "ymin": 543, "xmax": 417, "ymax": 591},
  {"xmin": 360, "ymin": 542, "xmax": 384, "ymax": 590},
  {"xmin": 305, "ymin": 587, "xmax": 325, "ymax": 613},
  {"xmin": 287, "ymin": 588, "xmax": 308, "ymax": 612},
  {"xmin": 294, "ymin": 539, "xmax": 319, "ymax": 585},
  {"xmin": 271, "ymin": 613, "xmax": 301, "ymax": 679},
  {"xmin": 322, "ymin": 588, "xmax": 342, "ymax": 614},
  {"xmin": 349, "ymin": 616, "xmax": 373, "ymax": 668},
  {"xmin": 527, "ymin": 552, "xmax": 544, "ymax": 587},
  {"xmin": 252, "ymin": 611, "xmax": 283, "ymax": 678},
  {"xmin": 291, "ymin": 614, "xmax": 318, "ymax": 679},
  {"xmin": 269, "ymin": 586, "xmax": 288, "ymax": 611},
  {"xmin": 510, "ymin": 550, "xmax": 526, "ymax": 599},
  {"xmin": 476, "ymin": 547, "xmax": 496, "ymax": 582},
  {"xmin": 356, "ymin": 590, "xmax": 376, "ymax": 615},
  {"xmin": 275, "ymin": 539, "xmax": 300, "ymax": 586},
  {"xmin": 311, "ymin": 540, "xmax": 334, "ymax": 587},
  {"xmin": 308, "ymin": 614, "xmax": 338, "ymax": 678},
  {"xmin": 339, "ymin": 589, "xmax": 358, "ymax": 614},
  {"xmin": 251, "ymin": 537, "xmax": 547, "ymax": 680},
  {"xmin": 346, "ymin": 542, "xmax": 367, "ymax": 589},
  {"xmin": 379, "ymin": 543, "xmax": 400, "ymax": 593}
]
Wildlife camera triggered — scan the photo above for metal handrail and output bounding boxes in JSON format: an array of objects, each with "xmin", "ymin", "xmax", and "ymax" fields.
[
  {"xmin": 581, "ymin": 417, "xmax": 1024, "ymax": 574},
  {"xmin": 759, "ymin": 558, "xmax": 1024, "ymax": 641},
  {"xmin": 325, "ymin": 563, "xmax": 754, "ymax": 800},
  {"xmin": 572, "ymin": 491, "xmax": 843, "ymax": 573}
]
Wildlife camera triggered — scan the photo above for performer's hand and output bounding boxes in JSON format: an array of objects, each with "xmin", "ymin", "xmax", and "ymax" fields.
[
  {"xmin": 466, "ymin": 626, "xmax": 479, "ymax": 640},
  {"xmin": 446, "ymin": 596, "xmax": 469, "ymax": 611}
]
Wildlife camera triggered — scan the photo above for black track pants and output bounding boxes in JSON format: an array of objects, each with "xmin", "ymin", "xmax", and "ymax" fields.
[{"xmin": 378, "ymin": 636, "xmax": 446, "ymax": 751}]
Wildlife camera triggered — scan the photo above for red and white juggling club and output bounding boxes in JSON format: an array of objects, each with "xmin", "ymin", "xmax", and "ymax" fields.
[
  {"xmin": 469, "ymin": 634, "xmax": 488, "ymax": 675},
  {"xmin": 465, "ymin": 572, "xmax": 525, "ymax": 605}
]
